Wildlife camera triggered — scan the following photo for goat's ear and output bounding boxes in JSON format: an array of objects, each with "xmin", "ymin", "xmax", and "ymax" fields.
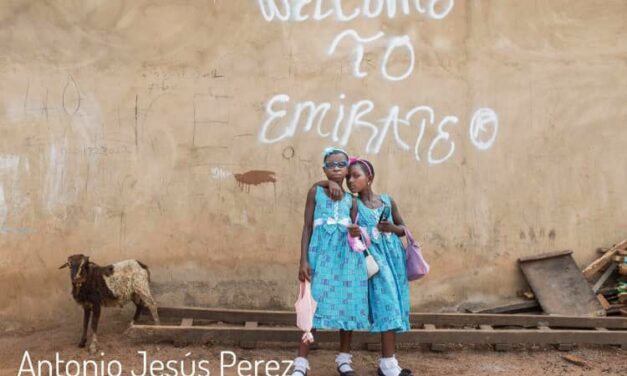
[{"xmin": 59, "ymin": 262, "xmax": 69, "ymax": 269}]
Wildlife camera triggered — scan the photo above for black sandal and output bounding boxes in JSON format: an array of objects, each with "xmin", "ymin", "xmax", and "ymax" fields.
[
  {"xmin": 337, "ymin": 363, "xmax": 356, "ymax": 376},
  {"xmin": 292, "ymin": 370, "xmax": 307, "ymax": 376},
  {"xmin": 377, "ymin": 368, "xmax": 413, "ymax": 376}
]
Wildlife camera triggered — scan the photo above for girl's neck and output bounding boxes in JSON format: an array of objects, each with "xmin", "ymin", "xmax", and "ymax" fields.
[{"xmin": 358, "ymin": 189, "xmax": 376, "ymax": 201}]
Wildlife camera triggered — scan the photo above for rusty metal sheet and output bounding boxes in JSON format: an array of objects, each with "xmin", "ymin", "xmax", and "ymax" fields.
[{"xmin": 518, "ymin": 250, "xmax": 605, "ymax": 316}]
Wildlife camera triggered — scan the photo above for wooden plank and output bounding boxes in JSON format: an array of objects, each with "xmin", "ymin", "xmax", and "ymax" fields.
[
  {"xmin": 607, "ymin": 303, "xmax": 627, "ymax": 315},
  {"xmin": 180, "ymin": 318, "xmax": 193, "ymax": 327},
  {"xmin": 592, "ymin": 264, "xmax": 617, "ymax": 293},
  {"xmin": 597, "ymin": 294, "xmax": 611, "ymax": 311},
  {"xmin": 476, "ymin": 300, "xmax": 540, "ymax": 314},
  {"xmin": 144, "ymin": 306, "xmax": 296, "ymax": 325},
  {"xmin": 142, "ymin": 307, "xmax": 627, "ymax": 329},
  {"xmin": 421, "ymin": 324, "xmax": 444, "ymax": 352},
  {"xmin": 600, "ymin": 248, "xmax": 627, "ymax": 256},
  {"xmin": 519, "ymin": 251, "xmax": 605, "ymax": 316},
  {"xmin": 409, "ymin": 313, "xmax": 627, "ymax": 329},
  {"xmin": 480, "ymin": 324, "xmax": 512, "ymax": 350},
  {"xmin": 518, "ymin": 250, "xmax": 573, "ymax": 263},
  {"xmin": 583, "ymin": 239, "xmax": 627, "ymax": 281},
  {"xmin": 127, "ymin": 324, "xmax": 627, "ymax": 346},
  {"xmin": 240, "ymin": 322, "xmax": 259, "ymax": 348}
]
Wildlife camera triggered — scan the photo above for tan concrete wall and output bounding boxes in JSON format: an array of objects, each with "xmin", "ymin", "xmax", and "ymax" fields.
[{"xmin": 1, "ymin": 0, "xmax": 626, "ymax": 328}]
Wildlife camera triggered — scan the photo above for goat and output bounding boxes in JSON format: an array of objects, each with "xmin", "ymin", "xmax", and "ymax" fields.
[{"xmin": 59, "ymin": 254, "xmax": 160, "ymax": 353}]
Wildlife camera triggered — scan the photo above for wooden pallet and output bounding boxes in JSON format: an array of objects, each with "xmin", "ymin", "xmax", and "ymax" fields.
[{"xmin": 128, "ymin": 306, "xmax": 627, "ymax": 348}]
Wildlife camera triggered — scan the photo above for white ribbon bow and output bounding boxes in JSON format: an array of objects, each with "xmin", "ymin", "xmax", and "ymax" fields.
[{"xmin": 314, "ymin": 217, "xmax": 351, "ymax": 227}]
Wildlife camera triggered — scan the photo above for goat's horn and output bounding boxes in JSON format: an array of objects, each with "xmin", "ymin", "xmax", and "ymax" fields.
[{"xmin": 58, "ymin": 262, "xmax": 69, "ymax": 269}]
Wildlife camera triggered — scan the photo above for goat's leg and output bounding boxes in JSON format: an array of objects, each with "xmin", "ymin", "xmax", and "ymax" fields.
[
  {"xmin": 135, "ymin": 287, "xmax": 160, "ymax": 325},
  {"xmin": 78, "ymin": 306, "xmax": 91, "ymax": 348},
  {"xmin": 88, "ymin": 304, "xmax": 101, "ymax": 354},
  {"xmin": 143, "ymin": 297, "xmax": 160, "ymax": 325},
  {"xmin": 132, "ymin": 301, "xmax": 143, "ymax": 325}
]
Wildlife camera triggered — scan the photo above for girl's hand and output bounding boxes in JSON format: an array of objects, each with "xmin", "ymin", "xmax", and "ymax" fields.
[
  {"xmin": 299, "ymin": 260, "xmax": 312, "ymax": 282},
  {"xmin": 328, "ymin": 180, "xmax": 343, "ymax": 201},
  {"xmin": 347, "ymin": 224, "xmax": 361, "ymax": 237},
  {"xmin": 377, "ymin": 220, "xmax": 398, "ymax": 234}
]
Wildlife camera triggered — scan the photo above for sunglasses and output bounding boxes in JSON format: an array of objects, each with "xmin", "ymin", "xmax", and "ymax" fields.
[{"xmin": 323, "ymin": 160, "xmax": 349, "ymax": 169}]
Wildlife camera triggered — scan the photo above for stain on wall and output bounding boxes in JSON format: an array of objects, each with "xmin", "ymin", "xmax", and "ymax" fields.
[{"xmin": 234, "ymin": 170, "xmax": 277, "ymax": 188}]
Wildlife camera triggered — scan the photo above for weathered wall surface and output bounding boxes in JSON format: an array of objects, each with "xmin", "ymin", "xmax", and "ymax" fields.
[{"xmin": 0, "ymin": 0, "xmax": 626, "ymax": 328}]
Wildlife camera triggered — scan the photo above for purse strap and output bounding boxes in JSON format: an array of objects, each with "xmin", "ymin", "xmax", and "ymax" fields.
[
  {"xmin": 350, "ymin": 195, "xmax": 373, "ymax": 251},
  {"xmin": 401, "ymin": 225, "xmax": 415, "ymax": 244},
  {"xmin": 360, "ymin": 227, "xmax": 372, "ymax": 249},
  {"xmin": 351, "ymin": 194, "xmax": 358, "ymax": 223}
]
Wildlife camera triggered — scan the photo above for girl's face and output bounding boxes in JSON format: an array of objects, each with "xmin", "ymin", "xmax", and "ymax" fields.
[
  {"xmin": 322, "ymin": 153, "xmax": 349, "ymax": 181},
  {"xmin": 347, "ymin": 164, "xmax": 370, "ymax": 193}
]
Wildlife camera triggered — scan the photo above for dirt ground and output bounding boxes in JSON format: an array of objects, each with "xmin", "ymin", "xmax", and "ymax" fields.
[{"xmin": 1, "ymin": 314, "xmax": 625, "ymax": 376}]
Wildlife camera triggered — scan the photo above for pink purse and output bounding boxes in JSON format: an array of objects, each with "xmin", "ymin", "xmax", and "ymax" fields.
[
  {"xmin": 402, "ymin": 226, "xmax": 429, "ymax": 281},
  {"xmin": 347, "ymin": 213, "xmax": 371, "ymax": 252},
  {"xmin": 348, "ymin": 196, "xmax": 379, "ymax": 278},
  {"xmin": 294, "ymin": 280, "xmax": 317, "ymax": 344}
]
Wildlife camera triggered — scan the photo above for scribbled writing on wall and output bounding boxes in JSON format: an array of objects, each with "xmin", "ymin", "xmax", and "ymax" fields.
[{"xmin": 255, "ymin": 0, "xmax": 500, "ymax": 165}]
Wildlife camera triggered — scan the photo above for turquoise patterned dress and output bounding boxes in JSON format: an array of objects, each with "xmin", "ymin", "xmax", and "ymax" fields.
[
  {"xmin": 357, "ymin": 194, "xmax": 411, "ymax": 333},
  {"xmin": 308, "ymin": 186, "xmax": 370, "ymax": 330}
]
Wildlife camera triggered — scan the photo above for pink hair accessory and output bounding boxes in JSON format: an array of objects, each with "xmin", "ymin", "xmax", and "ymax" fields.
[{"xmin": 355, "ymin": 159, "xmax": 373, "ymax": 177}]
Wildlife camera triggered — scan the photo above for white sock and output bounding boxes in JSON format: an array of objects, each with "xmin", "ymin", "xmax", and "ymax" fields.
[
  {"xmin": 336, "ymin": 352, "xmax": 353, "ymax": 373},
  {"xmin": 379, "ymin": 355, "xmax": 402, "ymax": 376},
  {"xmin": 292, "ymin": 357, "xmax": 309, "ymax": 375}
]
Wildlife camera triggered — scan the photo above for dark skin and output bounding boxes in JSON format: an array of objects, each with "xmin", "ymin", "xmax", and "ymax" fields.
[
  {"xmin": 346, "ymin": 163, "xmax": 406, "ymax": 238},
  {"xmin": 298, "ymin": 152, "xmax": 353, "ymax": 357},
  {"xmin": 346, "ymin": 162, "xmax": 407, "ymax": 358}
]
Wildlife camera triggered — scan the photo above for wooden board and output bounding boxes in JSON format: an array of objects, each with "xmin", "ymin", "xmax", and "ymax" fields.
[
  {"xmin": 592, "ymin": 263, "xmax": 617, "ymax": 293},
  {"xmin": 476, "ymin": 300, "xmax": 540, "ymax": 314},
  {"xmin": 583, "ymin": 239, "xmax": 627, "ymax": 281},
  {"xmin": 127, "ymin": 324, "xmax": 627, "ymax": 346},
  {"xmin": 141, "ymin": 307, "xmax": 627, "ymax": 329},
  {"xmin": 519, "ymin": 251, "xmax": 605, "ymax": 316}
]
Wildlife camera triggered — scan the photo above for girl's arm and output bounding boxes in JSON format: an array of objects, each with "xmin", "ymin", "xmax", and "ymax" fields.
[
  {"xmin": 299, "ymin": 187, "xmax": 317, "ymax": 281},
  {"xmin": 310, "ymin": 180, "xmax": 343, "ymax": 200},
  {"xmin": 378, "ymin": 197, "xmax": 407, "ymax": 237},
  {"xmin": 390, "ymin": 197, "xmax": 407, "ymax": 237}
]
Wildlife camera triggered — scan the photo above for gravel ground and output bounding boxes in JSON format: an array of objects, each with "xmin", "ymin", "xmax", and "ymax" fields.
[{"xmin": 1, "ymin": 316, "xmax": 625, "ymax": 376}]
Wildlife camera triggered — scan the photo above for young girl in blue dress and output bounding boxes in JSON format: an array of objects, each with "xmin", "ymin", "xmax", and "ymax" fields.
[
  {"xmin": 346, "ymin": 158, "xmax": 413, "ymax": 376},
  {"xmin": 292, "ymin": 148, "xmax": 369, "ymax": 376}
]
